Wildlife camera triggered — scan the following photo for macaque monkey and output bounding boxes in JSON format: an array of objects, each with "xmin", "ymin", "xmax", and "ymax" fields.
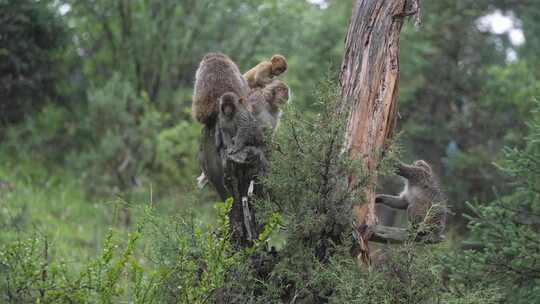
[
  {"xmin": 243, "ymin": 54, "xmax": 288, "ymax": 88},
  {"xmin": 197, "ymin": 123, "xmax": 228, "ymax": 199},
  {"xmin": 215, "ymin": 92, "xmax": 265, "ymax": 157},
  {"xmin": 192, "ymin": 53, "xmax": 250, "ymax": 125},
  {"xmin": 375, "ymin": 160, "xmax": 447, "ymax": 240},
  {"xmin": 246, "ymin": 80, "xmax": 290, "ymax": 133}
]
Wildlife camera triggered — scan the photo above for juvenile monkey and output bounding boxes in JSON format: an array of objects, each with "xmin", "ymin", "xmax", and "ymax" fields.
[
  {"xmin": 375, "ymin": 160, "xmax": 447, "ymax": 241},
  {"xmin": 215, "ymin": 92, "xmax": 265, "ymax": 157},
  {"xmin": 243, "ymin": 54, "xmax": 288, "ymax": 88},
  {"xmin": 246, "ymin": 79, "xmax": 290, "ymax": 133},
  {"xmin": 192, "ymin": 53, "xmax": 250, "ymax": 125}
]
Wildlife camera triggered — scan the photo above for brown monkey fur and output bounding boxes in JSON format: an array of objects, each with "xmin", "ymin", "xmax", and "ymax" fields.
[
  {"xmin": 246, "ymin": 79, "xmax": 289, "ymax": 133},
  {"xmin": 375, "ymin": 160, "xmax": 448, "ymax": 240},
  {"xmin": 243, "ymin": 54, "xmax": 288, "ymax": 89},
  {"xmin": 215, "ymin": 92, "xmax": 265, "ymax": 155},
  {"xmin": 192, "ymin": 53, "xmax": 250, "ymax": 125}
]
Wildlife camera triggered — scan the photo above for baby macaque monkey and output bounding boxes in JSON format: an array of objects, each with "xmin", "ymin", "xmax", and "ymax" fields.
[
  {"xmin": 375, "ymin": 160, "xmax": 447, "ymax": 241},
  {"xmin": 247, "ymin": 80, "xmax": 290, "ymax": 133},
  {"xmin": 215, "ymin": 92, "xmax": 265, "ymax": 157},
  {"xmin": 243, "ymin": 54, "xmax": 288, "ymax": 88}
]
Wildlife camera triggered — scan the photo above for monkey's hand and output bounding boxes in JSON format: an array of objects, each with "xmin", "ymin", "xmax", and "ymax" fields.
[
  {"xmin": 227, "ymin": 147, "xmax": 249, "ymax": 164},
  {"xmin": 196, "ymin": 172, "xmax": 208, "ymax": 189}
]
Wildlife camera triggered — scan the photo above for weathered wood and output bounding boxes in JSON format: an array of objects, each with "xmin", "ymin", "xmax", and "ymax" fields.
[
  {"xmin": 198, "ymin": 122, "xmax": 267, "ymax": 249},
  {"xmin": 370, "ymin": 225, "xmax": 409, "ymax": 243},
  {"xmin": 370, "ymin": 224, "xmax": 445, "ymax": 244},
  {"xmin": 339, "ymin": 0, "xmax": 419, "ymax": 262}
]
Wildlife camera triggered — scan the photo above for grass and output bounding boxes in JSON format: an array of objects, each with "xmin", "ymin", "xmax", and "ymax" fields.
[{"xmin": 0, "ymin": 154, "xmax": 219, "ymax": 268}]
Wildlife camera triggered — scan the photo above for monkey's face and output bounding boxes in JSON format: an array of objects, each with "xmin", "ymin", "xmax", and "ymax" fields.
[
  {"xmin": 272, "ymin": 65, "xmax": 286, "ymax": 76},
  {"xmin": 274, "ymin": 86, "xmax": 289, "ymax": 105},
  {"xmin": 270, "ymin": 55, "xmax": 287, "ymax": 76},
  {"xmin": 221, "ymin": 103, "xmax": 235, "ymax": 117},
  {"xmin": 219, "ymin": 92, "xmax": 240, "ymax": 118}
]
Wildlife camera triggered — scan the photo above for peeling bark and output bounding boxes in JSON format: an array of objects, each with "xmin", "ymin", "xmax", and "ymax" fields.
[{"xmin": 339, "ymin": 0, "xmax": 419, "ymax": 263}]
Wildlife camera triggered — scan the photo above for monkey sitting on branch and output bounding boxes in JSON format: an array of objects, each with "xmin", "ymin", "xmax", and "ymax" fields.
[
  {"xmin": 192, "ymin": 52, "xmax": 251, "ymax": 189},
  {"xmin": 195, "ymin": 55, "xmax": 290, "ymax": 189},
  {"xmin": 246, "ymin": 79, "xmax": 290, "ymax": 134},
  {"xmin": 375, "ymin": 160, "xmax": 448, "ymax": 242},
  {"xmin": 215, "ymin": 92, "xmax": 267, "ymax": 165},
  {"xmin": 243, "ymin": 54, "xmax": 288, "ymax": 89},
  {"xmin": 192, "ymin": 52, "xmax": 250, "ymax": 125},
  {"xmin": 191, "ymin": 54, "xmax": 268, "ymax": 246}
]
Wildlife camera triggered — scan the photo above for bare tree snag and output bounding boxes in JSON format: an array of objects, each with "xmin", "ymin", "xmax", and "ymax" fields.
[{"xmin": 339, "ymin": 0, "xmax": 420, "ymax": 263}]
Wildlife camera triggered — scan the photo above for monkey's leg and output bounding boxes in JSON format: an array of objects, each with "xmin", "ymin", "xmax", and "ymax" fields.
[
  {"xmin": 254, "ymin": 73, "xmax": 272, "ymax": 87},
  {"xmin": 199, "ymin": 125, "xmax": 229, "ymax": 200},
  {"xmin": 375, "ymin": 194, "xmax": 408, "ymax": 210}
]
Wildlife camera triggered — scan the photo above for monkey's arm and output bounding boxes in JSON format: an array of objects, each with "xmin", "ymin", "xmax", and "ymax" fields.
[
  {"xmin": 215, "ymin": 127, "xmax": 222, "ymax": 148},
  {"xmin": 222, "ymin": 132, "xmax": 234, "ymax": 149},
  {"xmin": 375, "ymin": 194, "xmax": 409, "ymax": 210}
]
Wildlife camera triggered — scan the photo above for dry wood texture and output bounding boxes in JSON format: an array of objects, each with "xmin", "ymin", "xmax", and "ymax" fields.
[{"xmin": 339, "ymin": 0, "xmax": 419, "ymax": 262}]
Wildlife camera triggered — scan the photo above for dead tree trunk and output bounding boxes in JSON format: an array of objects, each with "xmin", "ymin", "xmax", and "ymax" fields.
[{"xmin": 339, "ymin": 0, "xmax": 419, "ymax": 263}]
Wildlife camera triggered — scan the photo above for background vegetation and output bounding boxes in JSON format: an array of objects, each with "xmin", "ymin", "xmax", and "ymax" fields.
[{"xmin": 1, "ymin": 0, "xmax": 539, "ymax": 302}]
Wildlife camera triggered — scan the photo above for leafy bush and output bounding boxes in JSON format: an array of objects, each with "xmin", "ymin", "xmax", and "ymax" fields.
[
  {"xmin": 0, "ymin": 0, "xmax": 69, "ymax": 124},
  {"xmin": 69, "ymin": 74, "xmax": 163, "ymax": 197},
  {"xmin": 445, "ymin": 101, "xmax": 540, "ymax": 303},
  {"xmin": 0, "ymin": 198, "xmax": 240, "ymax": 303},
  {"xmin": 153, "ymin": 119, "xmax": 201, "ymax": 191}
]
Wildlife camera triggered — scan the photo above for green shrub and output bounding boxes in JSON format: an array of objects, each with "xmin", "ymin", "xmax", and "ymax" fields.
[
  {"xmin": 0, "ymin": 0, "xmax": 69, "ymax": 124},
  {"xmin": 0, "ymin": 199, "xmax": 240, "ymax": 303},
  {"xmin": 444, "ymin": 102, "xmax": 540, "ymax": 303},
  {"xmin": 70, "ymin": 74, "xmax": 163, "ymax": 197}
]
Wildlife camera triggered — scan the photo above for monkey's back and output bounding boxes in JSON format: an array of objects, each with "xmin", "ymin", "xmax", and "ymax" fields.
[
  {"xmin": 234, "ymin": 107, "xmax": 265, "ymax": 147},
  {"xmin": 192, "ymin": 53, "xmax": 250, "ymax": 125},
  {"xmin": 406, "ymin": 178, "xmax": 447, "ymax": 236},
  {"xmin": 246, "ymin": 90, "xmax": 277, "ymax": 130}
]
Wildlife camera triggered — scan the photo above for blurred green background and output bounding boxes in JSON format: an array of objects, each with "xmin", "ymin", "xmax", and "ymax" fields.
[{"xmin": 1, "ymin": 0, "xmax": 539, "ymax": 302}]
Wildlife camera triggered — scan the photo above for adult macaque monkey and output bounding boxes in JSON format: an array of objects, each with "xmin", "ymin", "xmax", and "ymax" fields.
[
  {"xmin": 243, "ymin": 54, "xmax": 288, "ymax": 88},
  {"xmin": 246, "ymin": 79, "xmax": 290, "ymax": 133},
  {"xmin": 198, "ymin": 91, "xmax": 268, "ymax": 190},
  {"xmin": 192, "ymin": 53, "xmax": 250, "ymax": 125},
  {"xmin": 375, "ymin": 160, "xmax": 447, "ymax": 241},
  {"xmin": 216, "ymin": 92, "xmax": 266, "ymax": 159}
]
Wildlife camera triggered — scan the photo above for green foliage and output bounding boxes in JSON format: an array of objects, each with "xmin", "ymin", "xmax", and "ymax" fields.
[
  {"xmin": 398, "ymin": 1, "xmax": 540, "ymax": 225},
  {"xmin": 146, "ymin": 199, "xmax": 243, "ymax": 303},
  {"xmin": 0, "ymin": 0, "xmax": 69, "ymax": 124},
  {"xmin": 0, "ymin": 194, "xmax": 240, "ymax": 303},
  {"xmin": 70, "ymin": 74, "xmax": 163, "ymax": 196},
  {"xmin": 153, "ymin": 118, "xmax": 201, "ymax": 191},
  {"xmin": 443, "ymin": 101, "xmax": 540, "ymax": 303},
  {"xmin": 264, "ymin": 79, "xmax": 363, "ymax": 256},
  {"xmin": 2, "ymin": 0, "xmax": 540, "ymax": 302}
]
